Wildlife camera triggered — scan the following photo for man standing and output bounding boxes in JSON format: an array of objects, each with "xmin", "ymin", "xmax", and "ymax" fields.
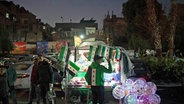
[
  {"xmin": 37, "ymin": 59, "xmax": 53, "ymax": 104},
  {"xmin": 6, "ymin": 61, "xmax": 17, "ymax": 104},
  {"xmin": 85, "ymin": 55, "xmax": 112, "ymax": 104},
  {"xmin": 28, "ymin": 58, "xmax": 40, "ymax": 104}
]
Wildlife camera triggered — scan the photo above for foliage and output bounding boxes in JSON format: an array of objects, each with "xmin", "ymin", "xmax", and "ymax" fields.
[
  {"xmin": 0, "ymin": 25, "xmax": 14, "ymax": 54},
  {"xmin": 122, "ymin": 0, "xmax": 162, "ymax": 50},
  {"xmin": 142, "ymin": 56, "xmax": 184, "ymax": 83},
  {"xmin": 122, "ymin": 0, "xmax": 184, "ymax": 57},
  {"xmin": 113, "ymin": 35, "xmax": 128, "ymax": 48},
  {"xmin": 128, "ymin": 34, "xmax": 151, "ymax": 51}
]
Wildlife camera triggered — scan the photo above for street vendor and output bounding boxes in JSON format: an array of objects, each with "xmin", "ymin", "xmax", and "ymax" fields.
[{"xmin": 85, "ymin": 55, "xmax": 112, "ymax": 104}]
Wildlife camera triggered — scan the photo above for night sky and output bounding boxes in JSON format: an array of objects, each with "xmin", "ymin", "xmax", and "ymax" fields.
[{"xmin": 12, "ymin": 0, "xmax": 184, "ymax": 29}]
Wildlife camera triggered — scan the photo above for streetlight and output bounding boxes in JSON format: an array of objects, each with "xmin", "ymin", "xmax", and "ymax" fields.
[{"xmin": 80, "ymin": 34, "xmax": 84, "ymax": 39}]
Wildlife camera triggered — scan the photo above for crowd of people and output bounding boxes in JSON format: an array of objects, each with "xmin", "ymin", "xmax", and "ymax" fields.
[
  {"xmin": 28, "ymin": 56, "xmax": 54, "ymax": 104},
  {"xmin": 0, "ymin": 55, "xmax": 54, "ymax": 104}
]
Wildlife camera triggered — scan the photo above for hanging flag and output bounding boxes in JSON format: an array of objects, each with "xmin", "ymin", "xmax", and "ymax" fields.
[
  {"xmin": 115, "ymin": 48, "xmax": 121, "ymax": 60},
  {"xmin": 122, "ymin": 52, "xmax": 134, "ymax": 77},
  {"xmin": 95, "ymin": 45, "xmax": 103, "ymax": 56},
  {"xmin": 101, "ymin": 45, "xmax": 111, "ymax": 60},
  {"xmin": 109, "ymin": 47, "xmax": 113, "ymax": 59},
  {"xmin": 101, "ymin": 46, "xmax": 106, "ymax": 57},
  {"xmin": 58, "ymin": 46, "xmax": 68, "ymax": 62},
  {"xmin": 68, "ymin": 60, "xmax": 80, "ymax": 75},
  {"xmin": 88, "ymin": 45, "xmax": 93, "ymax": 61}
]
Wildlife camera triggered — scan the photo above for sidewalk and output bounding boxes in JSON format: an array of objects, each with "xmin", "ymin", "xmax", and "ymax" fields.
[{"xmin": 157, "ymin": 82, "xmax": 182, "ymax": 87}]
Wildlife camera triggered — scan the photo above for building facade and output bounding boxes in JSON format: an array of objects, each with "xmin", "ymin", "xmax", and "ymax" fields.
[
  {"xmin": 0, "ymin": 1, "xmax": 47, "ymax": 43},
  {"xmin": 55, "ymin": 18, "xmax": 98, "ymax": 46},
  {"xmin": 103, "ymin": 12, "xmax": 127, "ymax": 46}
]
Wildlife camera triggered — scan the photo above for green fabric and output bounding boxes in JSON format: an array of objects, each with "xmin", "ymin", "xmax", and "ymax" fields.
[
  {"xmin": 109, "ymin": 47, "xmax": 113, "ymax": 59},
  {"xmin": 85, "ymin": 61, "xmax": 112, "ymax": 86},
  {"xmin": 95, "ymin": 45, "xmax": 102, "ymax": 56},
  {"xmin": 58, "ymin": 46, "xmax": 67, "ymax": 62},
  {"xmin": 76, "ymin": 72, "xmax": 86, "ymax": 77},
  {"xmin": 101, "ymin": 46, "xmax": 106, "ymax": 57},
  {"xmin": 122, "ymin": 52, "xmax": 129, "ymax": 74},
  {"xmin": 88, "ymin": 45, "xmax": 93, "ymax": 61},
  {"xmin": 68, "ymin": 61, "xmax": 80, "ymax": 73},
  {"xmin": 115, "ymin": 48, "xmax": 120, "ymax": 59}
]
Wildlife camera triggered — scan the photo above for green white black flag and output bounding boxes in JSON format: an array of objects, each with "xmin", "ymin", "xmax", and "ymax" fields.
[
  {"xmin": 68, "ymin": 60, "xmax": 80, "ymax": 75},
  {"xmin": 58, "ymin": 46, "xmax": 68, "ymax": 62}
]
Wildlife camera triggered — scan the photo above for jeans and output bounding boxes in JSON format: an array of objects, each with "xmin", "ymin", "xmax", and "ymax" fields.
[
  {"xmin": 28, "ymin": 83, "xmax": 40, "ymax": 104},
  {"xmin": 39, "ymin": 83, "xmax": 49, "ymax": 104},
  {"xmin": 9, "ymin": 86, "xmax": 17, "ymax": 104}
]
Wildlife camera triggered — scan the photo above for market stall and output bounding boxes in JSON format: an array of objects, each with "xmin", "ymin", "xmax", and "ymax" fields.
[{"xmin": 58, "ymin": 41, "xmax": 134, "ymax": 104}]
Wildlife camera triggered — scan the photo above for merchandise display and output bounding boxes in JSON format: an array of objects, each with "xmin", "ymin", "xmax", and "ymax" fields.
[
  {"xmin": 68, "ymin": 53, "xmax": 122, "ymax": 87},
  {"xmin": 58, "ymin": 43, "xmax": 135, "ymax": 103},
  {"xmin": 112, "ymin": 78, "xmax": 161, "ymax": 104}
]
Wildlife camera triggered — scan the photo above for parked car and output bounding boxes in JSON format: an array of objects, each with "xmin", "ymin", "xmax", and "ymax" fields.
[
  {"xmin": 13, "ymin": 61, "xmax": 63, "ymax": 90},
  {"xmin": 14, "ymin": 61, "xmax": 33, "ymax": 89},
  {"xmin": 129, "ymin": 58, "xmax": 152, "ymax": 81}
]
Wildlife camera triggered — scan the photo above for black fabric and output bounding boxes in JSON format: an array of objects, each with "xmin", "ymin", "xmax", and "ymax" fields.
[
  {"xmin": 94, "ymin": 55, "xmax": 103, "ymax": 61},
  {"xmin": 28, "ymin": 83, "xmax": 40, "ymax": 104},
  {"xmin": 91, "ymin": 86, "xmax": 104, "ymax": 104},
  {"xmin": 37, "ymin": 61, "xmax": 53, "ymax": 84},
  {"xmin": 85, "ymin": 66, "xmax": 92, "ymax": 85},
  {"xmin": 0, "ymin": 72, "xmax": 9, "ymax": 104},
  {"xmin": 0, "ymin": 74, "xmax": 7, "ymax": 97},
  {"xmin": 0, "ymin": 95, "xmax": 9, "ymax": 104},
  {"xmin": 40, "ymin": 83, "xmax": 49, "ymax": 104}
]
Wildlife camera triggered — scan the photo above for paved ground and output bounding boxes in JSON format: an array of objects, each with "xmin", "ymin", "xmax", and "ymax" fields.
[
  {"xmin": 157, "ymin": 86, "xmax": 184, "ymax": 104},
  {"xmin": 15, "ymin": 86, "xmax": 184, "ymax": 104}
]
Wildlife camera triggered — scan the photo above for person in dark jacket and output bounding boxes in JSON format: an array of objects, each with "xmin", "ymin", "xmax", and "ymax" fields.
[
  {"xmin": 28, "ymin": 58, "xmax": 40, "ymax": 104},
  {"xmin": 37, "ymin": 59, "xmax": 53, "ymax": 104},
  {"xmin": 85, "ymin": 55, "xmax": 112, "ymax": 104},
  {"xmin": 0, "ymin": 65, "xmax": 9, "ymax": 104},
  {"xmin": 6, "ymin": 61, "xmax": 17, "ymax": 104}
]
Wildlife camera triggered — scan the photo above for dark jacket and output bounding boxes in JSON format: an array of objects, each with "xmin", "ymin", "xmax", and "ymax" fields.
[
  {"xmin": 37, "ymin": 60, "xmax": 53, "ymax": 84},
  {"xmin": 0, "ymin": 66, "xmax": 9, "ymax": 97}
]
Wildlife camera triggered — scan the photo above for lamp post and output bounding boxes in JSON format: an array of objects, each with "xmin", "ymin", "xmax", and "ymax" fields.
[{"xmin": 80, "ymin": 34, "xmax": 84, "ymax": 39}]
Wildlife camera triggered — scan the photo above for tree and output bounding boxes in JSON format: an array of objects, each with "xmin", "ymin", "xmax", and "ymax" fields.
[
  {"xmin": 175, "ymin": 21, "xmax": 184, "ymax": 55},
  {"xmin": 167, "ymin": 0, "xmax": 177, "ymax": 58},
  {"xmin": 0, "ymin": 25, "xmax": 14, "ymax": 54},
  {"xmin": 145, "ymin": 0, "xmax": 162, "ymax": 58},
  {"xmin": 122, "ymin": 0, "xmax": 162, "ymax": 52}
]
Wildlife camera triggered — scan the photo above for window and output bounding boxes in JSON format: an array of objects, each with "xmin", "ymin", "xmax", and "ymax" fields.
[{"xmin": 6, "ymin": 13, "xmax": 9, "ymax": 19}]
